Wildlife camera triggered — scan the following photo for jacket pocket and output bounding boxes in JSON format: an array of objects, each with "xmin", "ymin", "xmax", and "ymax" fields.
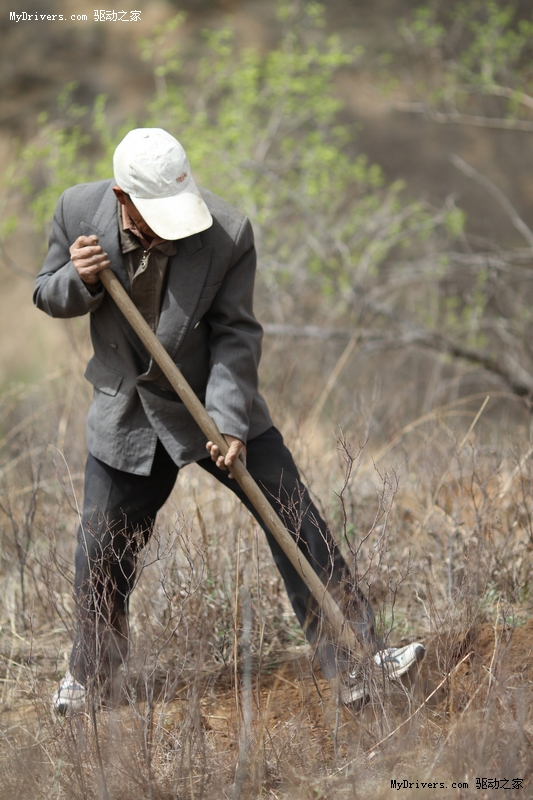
[
  {"xmin": 84, "ymin": 355, "xmax": 124, "ymax": 397},
  {"xmin": 199, "ymin": 281, "xmax": 223, "ymax": 300},
  {"xmin": 192, "ymin": 281, "xmax": 223, "ymax": 323}
]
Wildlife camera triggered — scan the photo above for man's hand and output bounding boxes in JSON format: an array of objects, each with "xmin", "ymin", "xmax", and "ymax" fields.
[
  {"xmin": 206, "ymin": 435, "xmax": 246, "ymax": 477},
  {"xmin": 70, "ymin": 235, "xmax": 110, "ymax": 285}
]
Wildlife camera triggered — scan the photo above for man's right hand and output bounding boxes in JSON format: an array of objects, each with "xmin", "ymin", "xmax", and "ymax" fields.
[{"xmin": 70, "ymin": 235, "xmax": 110, "ymax": 285}]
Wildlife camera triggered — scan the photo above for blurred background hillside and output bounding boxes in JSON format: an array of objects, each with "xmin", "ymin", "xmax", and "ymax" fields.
[{"xmin": 2, "ymin": 0, "xmax": 533, "ymax": 440}]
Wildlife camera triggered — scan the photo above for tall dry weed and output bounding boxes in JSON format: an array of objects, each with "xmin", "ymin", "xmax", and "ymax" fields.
[{"xmin": 0, "ymin": 359, "xmax": 532, "ymax": 797}]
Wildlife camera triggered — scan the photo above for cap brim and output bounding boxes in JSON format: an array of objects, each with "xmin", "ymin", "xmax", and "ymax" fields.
[{"xmin": 132, "ymin": 191, "xmax": 213, "ymax": 240}]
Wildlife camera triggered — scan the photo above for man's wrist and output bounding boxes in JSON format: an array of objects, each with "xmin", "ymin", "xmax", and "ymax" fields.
[{"xmin": 85, "ymin": 279, "xmax": 103, "ymax": 295}]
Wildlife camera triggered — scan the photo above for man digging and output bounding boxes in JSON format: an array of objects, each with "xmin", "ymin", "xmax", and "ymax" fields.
[{"xmin": 34, "ymin": 128, "xmax": 424, "ymax": 714}]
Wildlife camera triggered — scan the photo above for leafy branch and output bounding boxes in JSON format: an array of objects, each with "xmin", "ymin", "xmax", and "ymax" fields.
[{"xmin": 391, "ymin": 1, "xmax": 533, "ymax": 131}]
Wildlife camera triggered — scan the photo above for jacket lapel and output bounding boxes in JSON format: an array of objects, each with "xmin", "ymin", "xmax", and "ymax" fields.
[
  {"xmin": 80, "ymin": 182, "xmax": 213, "ymax": 379},
  {"xmin": 81, "ymin": 183, "xmax": 150, "ymax": 364},
  {"xmin": 80, "ymin": 183, "xmax": 130, "ymax": 291},
  {"xmin": 137, "ymin": 234, "xmax": 212, "ymax": 383},
  {"xmin": 156, "ymin": 234, "xmax": 212, "ymax": 361}
]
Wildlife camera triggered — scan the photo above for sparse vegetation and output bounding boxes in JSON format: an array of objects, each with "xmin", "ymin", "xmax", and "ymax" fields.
[{"xmin": 1, "ymin": 357, "xmax": 533, "ymax": 798}]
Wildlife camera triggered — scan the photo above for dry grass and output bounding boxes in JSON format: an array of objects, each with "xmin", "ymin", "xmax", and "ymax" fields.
[{"xmin": 1, "ymin": 338, "xmax": 533, "ymax": 799}]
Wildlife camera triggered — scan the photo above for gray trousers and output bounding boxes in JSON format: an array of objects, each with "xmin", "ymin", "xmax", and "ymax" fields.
[{"xmin": 71, "ymin": 426, "xmax": 376, "ymax": 687}]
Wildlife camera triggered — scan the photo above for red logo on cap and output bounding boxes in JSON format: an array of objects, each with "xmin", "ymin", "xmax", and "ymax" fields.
[{"xmin": 176, "ymin": 172, "xmax": 187, "ymax": 183}]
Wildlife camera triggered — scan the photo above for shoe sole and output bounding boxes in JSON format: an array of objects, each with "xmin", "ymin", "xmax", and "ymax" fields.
[
  {"xmin": 375, "ymin": 643, "xmax": 426, "ymax": 681},
  {"xmin": 340, "ymin": 644, "xmax": 426, "ymax": 706},
  {"xmin": 52, "ymin": 677, "xmax": 86, "ymax": 716},
  {"xmin": 339, "ymin": 680, "xmax": 370, "ymax": 706}
]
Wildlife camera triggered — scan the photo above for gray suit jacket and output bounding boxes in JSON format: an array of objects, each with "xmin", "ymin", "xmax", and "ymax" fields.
[{"xmin": 34, "ymin": 179, "xmax": 273, "ymax": 474}]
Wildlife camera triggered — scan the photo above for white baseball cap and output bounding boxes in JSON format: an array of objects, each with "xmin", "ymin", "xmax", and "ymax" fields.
[{"xmin": 113, "ymin": 128, "xmax": 213, "ymax": 240}]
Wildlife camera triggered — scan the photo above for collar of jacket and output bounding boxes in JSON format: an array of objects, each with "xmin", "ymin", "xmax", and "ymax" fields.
[{"xmin": 80, "ymin": 180, "xmax": 213, "ymax": 371}]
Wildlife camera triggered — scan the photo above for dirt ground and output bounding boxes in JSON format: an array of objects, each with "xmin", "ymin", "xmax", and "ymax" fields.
[
  {"xmin": 1, "ymin": 612, "xmax": 533, "ymax": 798},
  {"xmin": 188, "ymin": 621, "xmax": 533, "ymax": 759}
]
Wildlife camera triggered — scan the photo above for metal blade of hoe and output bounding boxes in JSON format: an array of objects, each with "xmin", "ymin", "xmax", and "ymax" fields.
[{"xmin": 99, "ymin": 267, "xmax": 357, "ymax": 653}]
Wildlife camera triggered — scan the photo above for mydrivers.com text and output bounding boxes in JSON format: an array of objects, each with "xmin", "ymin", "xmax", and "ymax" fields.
[
  {"xmin": 391, "ymin": 778, "xmax": 525, "ymax": 791},
  {"xmin": 391, "ymin": 781, "xmax": 468, "ymax": 791},
  {"xmin": 9, "ymin": 10, "xmax": 142, "ymax": 22}
]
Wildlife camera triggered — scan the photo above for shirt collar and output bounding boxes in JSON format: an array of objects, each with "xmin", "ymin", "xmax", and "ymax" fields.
[{"xmin": 117, "ymin": 202, "xmax": 178, "ymax": 256}]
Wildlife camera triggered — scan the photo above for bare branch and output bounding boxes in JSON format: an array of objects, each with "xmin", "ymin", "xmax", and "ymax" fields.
[
  {"xmin": 264, "ymin": 316, "xmax": 533, "ymax": 404},
  {"xmin": 263, "ymin": 323, "xmax": 350, "ymax": 340},
  {"xmin": 451, "ymin": 154, "xmax": 533, "ymax": 251},
  {"xmin": 390, "ymin": 101, "xmax": 533, "ymax": 133},
  {"xmin": 414, "ymin": 330, "xmax": 533, "ymax": 400},
  {"xmin": 456, "ymin": 84, "xmax": 533, "ymax": 111},
  {"xmin": 0, "ymin": 238, "xmax": 34, "ymax": 282}
]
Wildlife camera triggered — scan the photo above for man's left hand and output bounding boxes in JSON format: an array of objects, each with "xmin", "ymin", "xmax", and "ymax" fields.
[{"xmin": 206, "ymin": 435, "xmax": 246, "ymax": 477}]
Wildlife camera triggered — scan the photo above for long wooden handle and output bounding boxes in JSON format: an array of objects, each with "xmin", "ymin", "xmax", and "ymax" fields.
[{"xmin": 99, "ymin": 267, "xmax": 356, "ymax": 652}]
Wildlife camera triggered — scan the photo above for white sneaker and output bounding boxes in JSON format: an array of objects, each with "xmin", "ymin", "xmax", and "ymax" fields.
[
  {"xmin": 52, "ymin": 671, "xmax": 86, "ymax": 715},
  {"xmin": 373, "ymin": 642, "xmax": 426, "ymax": 679},
  {"xmin": 339, "ymin": 642, "xmax": 425, "ymax": 706},
  {"xmin": 339, "ymin": 668, "xmax": 372, "ymax": 706}
]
